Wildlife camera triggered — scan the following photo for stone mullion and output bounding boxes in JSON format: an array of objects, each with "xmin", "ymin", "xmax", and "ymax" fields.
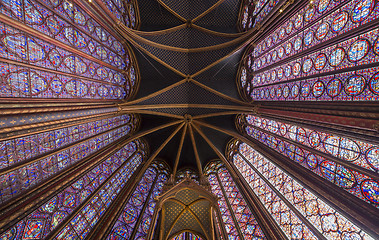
[
  {"xmin": 0, "ymin": 134, "xmax": 133, "ymax": 231},
  {"xmin": 226, "ymin": 155, "xmax": 288, "ymax": 240},
  {"xmin": 214, "ymin": 204, "xmax": 229, "ymax": 240},
  {"xmin": 129, "ymin": 173, "xmax": 160, "ymax": 239},
  {"xmin": 237, "ymin": 152, "xmax": 326, "ymax": 239},
  {"xmin": 73, "ymin": 0, "xmax": 125, "ymax": 42},
  {"xmin": 242, "ymin": 134, "xmax": 379, "ymax": 237},
  {"xmin": 258, "ymin": 111, "xmax": 379, "ymax": 145},
  {"xmin": 85, "ymin": 154, "xmax": 147, "ymax": 239},
  {"xmin": 215, "ymin": 173, "xmax": 246, "ymax": 240},
  {"xmin": 0, "ymin": 12, "xmax": 121, "ymax": 72},
  {"xmin": 0, "ymin": 120, "xmax": 131, "ymax": 176},
  {"xmin": 0, "ymin": 57, "xmax": 124, "ymax": 88},
  {"xmin": 32, "ymin": 0, "xmax": 123, "ymax": 65},
  {"xmin": 245, "ymin": 123, "xmax": 379, "ymax": 181},
  {"xmin": 0, "ymin": 111, "xmax": 120, "ymax": 141},
  {"xmin": 46, "ymin": 148, "xmax": 144, "ymax": 239}
]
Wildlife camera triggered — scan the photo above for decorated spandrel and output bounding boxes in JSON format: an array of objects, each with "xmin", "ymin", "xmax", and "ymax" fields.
[
  {"xmin": 106, "ymin": 161, "xmax": 169, "ymax": 240},
  {"xmin": 237, "ymin": 115, "xmax": 379, "ymax": 207},
  {"xmin": 230, "ymin": 140, "xmax": 374, "ymax": 239},
  {"xmin": 238, "ymin": 0, "xmax": 379, "ymax": 102},
  {"xmin": 0, "ymin": 140, "xmax": 142, "ymax": 239},
  {"xmin": 0, "ymin": 115, "xmax": 136, "ymax": 204},
  {"xmin": 205, "ymin": 161, "xmax": 266, "ymax": 239}
]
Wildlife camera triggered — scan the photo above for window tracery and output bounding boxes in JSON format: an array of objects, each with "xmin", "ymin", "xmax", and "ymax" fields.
[
  {"xmin": 0, "ymin": 114, "xmax": 137, "ymax": 204},
  {"xmin": 238, "ymin": 0, "xmax": 379, "ymax": 101},
  {"xmin": 0, "ymin": 0, "xmax": 139, "ymax": 100},
  {"xmin": 204, "ymin": 161, "xmax": 266, "ymax": 239},
  {"xmin": 227, "ymin": 139, "xmax": 374, "ymax": 239},
  {"xmin": 0, "ymin": 139, "xmax": 146, "ymax": 239},
  {"xmin": 236, "ymin": 114, "xmax": 379, "ymax": 207},
  {"xmin": 106, "ymin": 161, "xmax": 169, "ymax": 240},
  {"xmin": 101, "ymin": 0, "xmax": 139, "ymax": 28}
]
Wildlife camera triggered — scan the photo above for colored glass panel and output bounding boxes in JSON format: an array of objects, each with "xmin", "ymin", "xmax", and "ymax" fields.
[
  {"xmin": 0, "ymin": 115, "xmax": 134, "ymax": 204},
  {"xmin": 241, "ymin": 116, "xmax": 379, "ymax": 206},
  {"xmin": 240, "ymin": 0, "xmax": 379, "ymax": 101},
  {"xmin": 245, "ymin": 115, "xmax": 378, "ymax": 172},
  {"xmin": 206, "ymin": 163, "xmax": 266, "ymax": 239},
  {"xmin": 106, "ymin": 163, "xmax": 168, "ymax": 240},
  {"xmin": 233, "ymin": 141, "xmax": 373, "ymax": 239},
  {"xmin": 54, "ymin": 150, "xmax": 144, "ymax": 239},
  {"xmin": 0, "ymin": 141, "xmax": 141, "ymax": 239}
]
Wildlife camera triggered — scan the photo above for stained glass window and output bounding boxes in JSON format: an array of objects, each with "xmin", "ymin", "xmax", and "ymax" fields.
[
  {"xmin": 204, "ymin": 161, "xmax": 266, "ymax": 239},
  {"xmin": 176, "ymin": 168, "xmax": 199, "ymax": 183},
  {"xmin": 101, "ymin": 0, "xmax": 139, "ymax": 29},
  {"xmin": 238, "ymin": 0, "xmax": 379, "ymax": 101},
  {"xmin": 170, "ymin": 232, "xmax": 204, "ymax": 240},
  {"xmin": 106, "ymin": 161, "xmax": 169, "ymax": 239},
  {"xmin": 236, "ymin": 114, "xmax": 379, "ymax": 207},
  {"xmin": 0, "ymin": 114, "xmax": 137, "ymax": 204},
  {"xmin": 227, "ymin": 139, "xmax": 374, "ymax": 239},
  {"xmin": 0, "ymin": 0, "xmax": 139, "ymax": 100},
  {"xmin": 0, "ymin": 139, "xmax": 145, "ymax": 239}
]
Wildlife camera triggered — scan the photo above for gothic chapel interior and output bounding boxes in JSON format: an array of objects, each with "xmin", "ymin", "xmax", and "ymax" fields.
[{"xmin": 0, "ymin": 0, "xmax": 378, "ymax": 239}]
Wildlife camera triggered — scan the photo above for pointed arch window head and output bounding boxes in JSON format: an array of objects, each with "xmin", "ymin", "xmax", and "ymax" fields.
[
  {"xmin": 237, "ymin": 0, "xmax": 379, "ymax": 102},
  {"xmin": 238, "ymin": 0, "xmax": 281, "ymax": 31},
  {"xmin": 0, "ymin": 139, "xmax": 147, "ymax": 240},
  {"xmin": 226, "ymin": 138, "xmax": 375, "ymax": 239},
  {"xmin": 101, "ymin": 0, "xmax": 139, "ymax": 29},
  {"xmin": 106, "ymin": 160, "xmax": 169, "ymax": 240},
  {"xmin": 204, "ymin": 160, "xmax": 267, "ymax": 240}
]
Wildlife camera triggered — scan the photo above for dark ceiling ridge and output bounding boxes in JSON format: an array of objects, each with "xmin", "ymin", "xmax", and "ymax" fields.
[
  {"xmin": 156, "ymin": 0, "xmax": 188, "ymax": 22},
  {"xmin": 119, "ymin": 23, "xmax": 258, "ymax": 53}
]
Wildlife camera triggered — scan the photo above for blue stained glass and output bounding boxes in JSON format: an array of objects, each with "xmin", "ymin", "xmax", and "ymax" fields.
[
  {"xmin": 24, "ymin": 0, "xmax": 43, "ymax": 24},
  {"xmin": 23, "ymin": 219, "xmax": 45, "ymax": 239},
  {"xmin": 318, "ymin": 0, "xmax": 329, "ymax": 13},
  {"xmin": 344, "ymin": 75, "xmax": 366, "ymax": 96},
  {"xmin": 331, "ymin": 12, "xmax": 348, "ymax": 32},
  {"xmin": 351, "ymin": 0, "xmax": 375, "ymax": 23},
  {"xmin": 230, "ymin": 141, "xmax": 374, "ymax": 239},
  {"xmin": 361, "ymin": 180, "xmax": 379, "ymax": 204},
  {"xmin": 369, "ymin": 72, "xmax": 379, "ymax": 95},
  {"xmin": 348, "ymin": 39, "xmax": 370, "ymax": 62},
  {"xmin": 326, "ymin": 78, "xmax": 342, "ymax": 97}
]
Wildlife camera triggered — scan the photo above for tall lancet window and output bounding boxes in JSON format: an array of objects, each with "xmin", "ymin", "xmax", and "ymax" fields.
[
  {"xmin": 106, "ymin": 161, "xmax": 169, "ymax": 240},
  {"xmin": 236, "ymin": 114, "xmax": 379, "ymax": 207},
  {"xmin": 204, "ymin": 161, "xmax": 266, "ymax": 240},
  {"xmin": 226, "ymin": 138, "xmax": 374, "ymax": 239},
  {"xmin": 0, "ymin": 139, "xmax": 146, "ymax": 239}
]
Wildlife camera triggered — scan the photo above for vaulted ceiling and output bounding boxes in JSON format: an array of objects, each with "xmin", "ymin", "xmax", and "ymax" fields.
[{"xmin": 117, "ymin": 0, "xmax": 264, "ymax": 174}]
